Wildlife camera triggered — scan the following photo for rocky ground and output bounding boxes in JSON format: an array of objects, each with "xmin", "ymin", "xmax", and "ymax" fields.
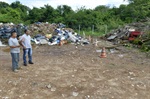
[{"xmin": 0, "ymin": 40, "xmax": 150, "ymax": 99}]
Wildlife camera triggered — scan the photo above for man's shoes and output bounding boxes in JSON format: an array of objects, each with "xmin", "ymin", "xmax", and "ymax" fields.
[
  {"xmin": 24, "ymin": 63, "xmax": 27, "ymax": 66},
  {"xmin": 29, "ymin": 62, "xmax": 34, "ymax": 64},
  {"xmin": 13, "ymin": 69, "xmax": 19, "ymax": 72}
]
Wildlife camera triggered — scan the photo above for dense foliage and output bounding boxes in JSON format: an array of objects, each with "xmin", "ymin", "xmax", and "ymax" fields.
[{"xmin": 0, "ymin": 0, "xmax": 149, "ymax": 32}]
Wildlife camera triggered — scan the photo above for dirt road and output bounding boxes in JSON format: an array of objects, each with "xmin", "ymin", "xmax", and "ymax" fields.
[{"xmin": 0, "ymin": 41, "xmax": 150, "ymax": 99}]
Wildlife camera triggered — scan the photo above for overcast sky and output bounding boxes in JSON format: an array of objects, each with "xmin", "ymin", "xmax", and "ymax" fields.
[{"xmin": 0, "ymin": 0, "xmax": 129, "ymax": 10}]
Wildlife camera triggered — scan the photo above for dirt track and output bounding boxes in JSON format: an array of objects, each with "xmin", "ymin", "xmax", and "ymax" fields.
[{"xmin": 0, "ymin": 41, "xmax": 150, "ymax": 99}]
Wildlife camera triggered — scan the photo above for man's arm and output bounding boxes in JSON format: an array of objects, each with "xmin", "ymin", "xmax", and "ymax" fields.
[
  {"xmin": 10, "ymin": 45, "xmax": 20, "ymax": 48},
  {"xmin": 19, "ymin": 39, "xmax": 26, "ymax": 49},
  {"xmin": 8, "ymin": 39, "xmax": 20, "ymax": 48},
  {"xmin": 19, "ymin": 36, "xmax": 26, "ymax": 49}
]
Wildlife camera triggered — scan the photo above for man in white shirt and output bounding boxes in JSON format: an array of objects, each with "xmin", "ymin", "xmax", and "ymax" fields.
[
  {"xmin": 20, "ymin": 29, "xmax": 34, "ymax": 66},
  {"xmin": 8, "ymin": 31, "xmax": 20, "ymax": 72}
]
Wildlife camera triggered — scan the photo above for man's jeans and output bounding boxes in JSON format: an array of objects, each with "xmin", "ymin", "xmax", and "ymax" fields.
[
  {"xmin": 11, "ymin": 53, "xmax": 19, "ymax": 71},
  {"xmin": 23, "ymin": 48, "xmax": 32, "ymax": 64}
]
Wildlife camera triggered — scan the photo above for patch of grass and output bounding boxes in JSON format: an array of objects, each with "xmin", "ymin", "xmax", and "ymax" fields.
[{"xmin": 77, "ymin": 30, "xmax": 105, "ymax": 37}]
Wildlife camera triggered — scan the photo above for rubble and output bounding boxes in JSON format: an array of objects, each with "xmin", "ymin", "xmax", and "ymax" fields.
[
  {"xmin": 29, "ymin": 23, "xmax": 89, "ymax": 46},
  {"xmin": 0, "ymin": 22, "xmax": 89, "ymax": 46},
  {"xmin": 0, "ymin": 23, "xmax": 25, "ymax": 39},
  {"xmin": 105, "ymin": 19, "xmax": 150, "ymax": 52},
  {"xmin": 105, "ymin": 20, "xmax": 150, "ymax": 45}
]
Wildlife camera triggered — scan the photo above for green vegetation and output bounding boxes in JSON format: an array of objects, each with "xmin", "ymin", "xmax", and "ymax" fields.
[{"xmin": 0, "ymin": 0, "xmax": 149, "ymax": 30}]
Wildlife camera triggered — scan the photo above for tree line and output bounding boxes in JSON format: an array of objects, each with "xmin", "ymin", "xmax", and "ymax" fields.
[{"xmin": 0, "ymin": 0, "xmax": 149, "ymax": 32}]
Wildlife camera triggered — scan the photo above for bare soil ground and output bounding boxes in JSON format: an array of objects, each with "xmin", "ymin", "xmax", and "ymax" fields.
[{"xmin": 0, "ymin": 40, "xmax": 150, "ymax": 99}]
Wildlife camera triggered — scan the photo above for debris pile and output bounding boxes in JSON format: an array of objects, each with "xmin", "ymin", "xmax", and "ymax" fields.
[
  {"xmin": 0, "ymin": 23, "xmax": 25, "ymax": 39},
  {"xmin": 0, "ymin": 22, "xmax": 89, "ymax": 46},
  {"xmin": 105, "ymin": 19, "xmax": 150, "ymax": 41},
  {"xmin": 29, "ymin": 23, "xmax": 56, "ymax": 36},
  {"xmin": 29, "ymin": 23, "xmax": 89, "ymax": 46},
  {"xmin": 105, "ymin": 19, "xmax": 150, "ymax": 48}
]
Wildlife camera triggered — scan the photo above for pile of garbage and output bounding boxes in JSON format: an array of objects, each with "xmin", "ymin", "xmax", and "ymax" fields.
[
  {"xmin": 105, "ymin": 19, "xmax": 150, "ymax": 45},
  {"xmin": 30, "ymin": 23, "xmax": 89, "ymax": 46},
  {"xmin": 0, "ymin": 23, "xmax": 25, "ymax": 39},
  {"xmin": 0, "ymin": 22, "xmax": 89, "ymax": 46},
  {"xmin": 105, "ymin": 18, "xmax": 150, "ymax": 52},
  {"xmin": 28, "ymin": 23, "xmax": 73, "ymax": 36}
]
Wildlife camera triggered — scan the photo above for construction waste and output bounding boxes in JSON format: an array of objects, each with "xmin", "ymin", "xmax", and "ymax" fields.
[
  {"xmin": 28, "ymin": 22, "xmax": 89, "ymax": 46},
  {"xmin": 0, "ymin": 22, "xmax": 89, "ymax": 46},
  {"xmin": 0, "ymin": 23, "xmax": 25, "ymax": 39},
  {"xmin": 105, "ymin": 18, "xmax": 150, "ymax": 49},
  {"xmin": 32, "ymin": 29, "xmax": 89, "ymax": 46}
]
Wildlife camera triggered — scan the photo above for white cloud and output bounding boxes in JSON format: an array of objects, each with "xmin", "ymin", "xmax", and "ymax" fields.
[
  {"xmin": 28, "ymin": 0, "xmax": 108, "ymax": 10},
  {"xmin": 0, "ymin": 0, "xmax": 129, "ymax": 10},
  {"xmin": 0, "ymin": 0, "xmax": 9, "ymax": 2}
]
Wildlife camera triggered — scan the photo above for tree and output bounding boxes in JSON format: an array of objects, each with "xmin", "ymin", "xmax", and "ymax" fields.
[
  {"xmin": 0, "ymin": 7, "xmax": 21, "ymax": 23},
  {"xmin": 10, "ymin": 1, "xmax": 30, "ymax": 21},
  {"xmin": 28, "ymin": 7, "xmax": 45, "ymax": 23},
  {"xmin": 43, "ymin": 5, "xmax": 55, "ymax": 22},
  {"xmin": 0, "ymin": 2, "xmax": 9, "ymax": 8}
]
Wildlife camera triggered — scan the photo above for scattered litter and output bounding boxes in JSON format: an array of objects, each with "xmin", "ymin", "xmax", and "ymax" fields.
[
  {"xmin": 46, "ymin": 84, "xmax": 56, "ymax": 92},
  {"xmin": 72, "ymin": 91, "xmax": 79, "ymax": 97},
  {"xmin": 118, "ymin": 54, "xmax": 124, "ymax": 58},
  {"xmin": 2, "ymin": 97, "xmax": 9, "ymax": 99},
  {"xmin": 109, "ymin": 49, "xmax": 117, "ymax": 53},
  {"xmin": 85, "ymin": 95, "xmax": 90, "ymax": 99},
  {"xmin": 103, "ymin": 70, "xmax": 109, "ymax": 73},
  {"xmin": 62, "ymin": 94, "xmax": 65, "ymax": 97},
  {"xmin": 96, "ymin": 50, "xmax": 102, "ymax": 53},
  {"xmin": 72, "ymin": 75, "xmax": 75, "ymax": 77},
  {"xmin": 51, "ymin": 87, "xmax": 56, "ymax": 92},
  {"xmin": 136, "ymin": 83, "xmax": 146, "ymax": 90},
  {"xmin": 129, "ymin": 72, "xmax": 136, "ymax": 76},
  {"xmin": 46, "ymin": 84, "xmax": 51, "ymax": 89}
]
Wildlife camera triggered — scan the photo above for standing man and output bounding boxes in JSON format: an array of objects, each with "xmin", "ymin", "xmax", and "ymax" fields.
[
  {"xmin": 8, "ymin": 31, "xmax": 20, "ymax": 72},
  {"xmin": 20, "ymin": 29, "xmax": 34, "ymax": 66}
]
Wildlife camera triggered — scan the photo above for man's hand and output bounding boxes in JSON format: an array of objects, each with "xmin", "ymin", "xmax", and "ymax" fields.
[
  {"xmin": 10, "ymin": 45, "xmax": 20, "ymax": 48},
  {"xmin": 17, "ymin": 45, "xmax": 20, "ymax": 48},
  {"xmin": 23, "ymin": 46, "xmax": 26, "ymax": 49}
]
